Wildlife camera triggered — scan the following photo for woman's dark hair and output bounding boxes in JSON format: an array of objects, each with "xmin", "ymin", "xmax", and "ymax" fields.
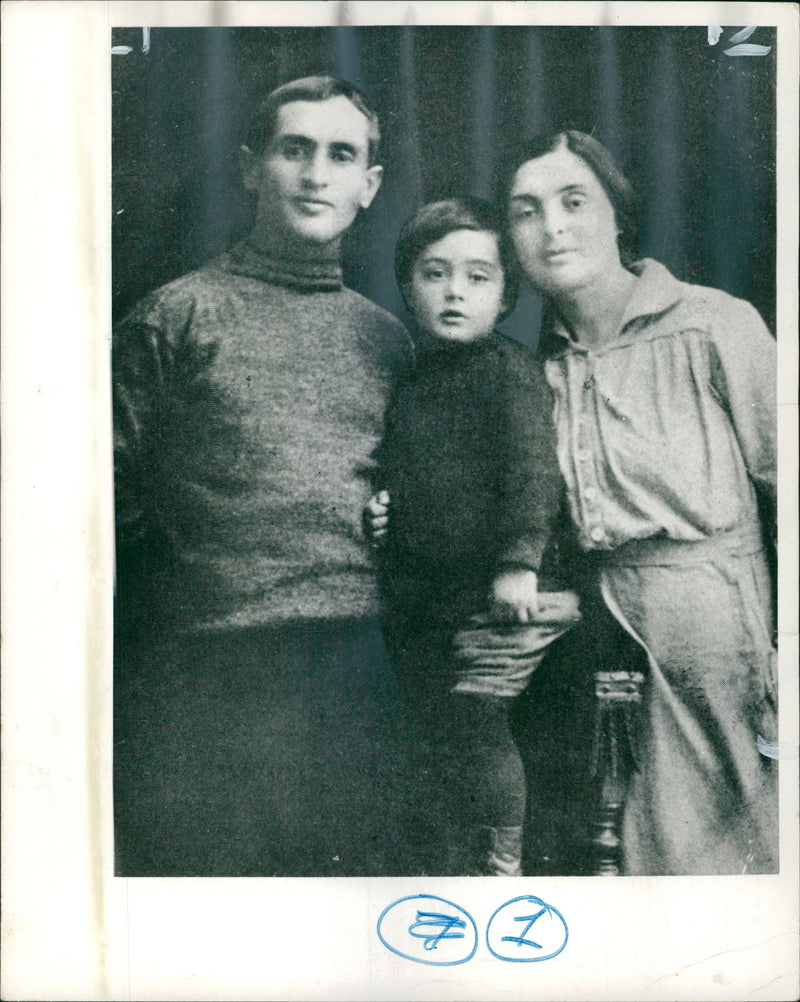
[
  {"xmin": 394, "ymin": 196, "xmax": 520, "ymax": 321},
  {"xmin": 502, "ymin": 130, "xmax": 640, "ymax": 267}
]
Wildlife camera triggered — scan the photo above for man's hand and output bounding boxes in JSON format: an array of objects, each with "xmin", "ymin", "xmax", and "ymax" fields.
[
  {"xmin": 490, "ymin": 568, "xmax": 539, "ymax": 624},
  {"xmin": 363, "ymin": 490, "xmax": 391, "ymax": 545}
]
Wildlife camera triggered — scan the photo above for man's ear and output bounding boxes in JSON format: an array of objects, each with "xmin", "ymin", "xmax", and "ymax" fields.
[
  {"xmin": 239, "ymin": 145, "xmax": 261, "ymax": 194},
  {"xmin": 359, "ymin": 165, "xmax": 384, "ymax": 210}
]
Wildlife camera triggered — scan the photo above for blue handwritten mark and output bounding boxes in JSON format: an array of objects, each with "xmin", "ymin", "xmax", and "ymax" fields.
[
  {"xmin": 409, "ymin": 911, "xmax": 466, "ymax": 951},
  {"xmin": 501, "ymin": 905, "xmax": 548, "ymax": 949},
  {"xmin": 377, "ymin": 894, "xmax": 477, "ymax": 966},
  {"xmin": 486, "ymin": 895, "xmax": 568, "ymax": 963}
]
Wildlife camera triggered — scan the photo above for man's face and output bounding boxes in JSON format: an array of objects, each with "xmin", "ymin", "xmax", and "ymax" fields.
[{"xmin": 242, "ymin": 96, "xmax": 383, "ymax": 246}]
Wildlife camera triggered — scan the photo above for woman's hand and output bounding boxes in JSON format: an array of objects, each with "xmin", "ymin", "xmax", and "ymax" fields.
[
  {"xmin": 363, "ymin": 490, "xmax": 391, "ymax": 545},
  {"xmin": 490, "ymin": 568, "xmax": 539, "ymax": 624}
]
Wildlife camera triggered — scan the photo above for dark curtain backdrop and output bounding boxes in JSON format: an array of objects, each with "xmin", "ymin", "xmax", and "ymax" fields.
[{"xmin": 112, "ymin": 26, "xmax": 777, "ymax": 343}]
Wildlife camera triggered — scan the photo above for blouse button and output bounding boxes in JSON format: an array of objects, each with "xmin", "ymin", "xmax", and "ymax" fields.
[
  {"xmin": 576, "ymin": 449, "xmax": 591, "ymax": 462},
  {"xmin": 584, "ymin": 486, "xmax": 598, "ymax": 500},
  {"xmin": 590, "ymin": 526, "xmax": 605, "ymax": 542}
]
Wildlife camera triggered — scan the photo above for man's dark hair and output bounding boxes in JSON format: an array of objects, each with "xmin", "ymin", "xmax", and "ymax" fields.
[
  {"xmin": 394, "ymin": 196, "xmax": 520, "ymax": 322},
  {"xmin": 245, "ymin": 75, "xmax": 381, "ymax": 166},
  {"xmin": 502, "ymin": 130, "xmax": 640, "ymax": 267}
]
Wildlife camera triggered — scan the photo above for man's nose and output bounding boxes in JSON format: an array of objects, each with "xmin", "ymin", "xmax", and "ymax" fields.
[{"xmin": 300, "ymin": 150, "xmax": 329, "ymax": 187}]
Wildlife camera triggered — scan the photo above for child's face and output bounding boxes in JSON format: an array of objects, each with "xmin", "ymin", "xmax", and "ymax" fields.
[{"xmin": 408, "ymin": 229, "xmax": 507, "ymax": 343}]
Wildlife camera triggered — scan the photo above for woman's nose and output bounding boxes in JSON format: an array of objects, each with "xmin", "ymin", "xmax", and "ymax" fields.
[{"xmin": 542, "ymin": 203, "xmax": 565, "ymax": 237}]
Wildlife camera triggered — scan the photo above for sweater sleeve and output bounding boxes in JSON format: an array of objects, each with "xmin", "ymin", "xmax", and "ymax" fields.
[
  {"xmin": 708, "ymin": 297, "xmax": 777, "ymax": 539},
  {"xmin": 369, "ymin": 378, "xmax": 405, "ymax": 495},
  {"xmin": 112, "ymin": 296, "xmax": 185, "ymax": 560},
  {"xmin": 494, "ymin": 343, "xmax": 564, "ymax": 573}
]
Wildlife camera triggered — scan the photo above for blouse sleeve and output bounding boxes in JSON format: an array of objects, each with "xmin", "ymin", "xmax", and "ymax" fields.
[{"xmin": 708, "ymin": 297, "xmax": 777, "ymax": 535}]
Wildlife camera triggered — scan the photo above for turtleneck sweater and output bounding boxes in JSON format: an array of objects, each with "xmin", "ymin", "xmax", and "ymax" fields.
[{"xmin": 113, "ymin": 239, "xmax": 413, "ymax": 631}]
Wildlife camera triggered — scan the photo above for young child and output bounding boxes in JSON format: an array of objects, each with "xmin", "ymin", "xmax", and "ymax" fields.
[{"xmin": 368, "ymin": 197, "xmax": 580, "ymax": 876}]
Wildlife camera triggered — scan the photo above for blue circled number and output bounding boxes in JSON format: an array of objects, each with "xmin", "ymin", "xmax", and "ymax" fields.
[
  {"xmin": 486, "ymin": 895, "xmax": 568, "ymax": 963},
  {"xmin": 376, "ymin": 894, "xmax": 478, "ymax": 966}
]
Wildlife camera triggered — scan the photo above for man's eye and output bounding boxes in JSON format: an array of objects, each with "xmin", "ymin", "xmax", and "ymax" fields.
[
  {"xmin": 282, "ymin": 144, "xmax": 306, "ymax": 160},
  {"xmin": 331, "ymin": 149, "xmax": 355, "ymax": 163},
  {"xmin": 510, "ymin": 206, "xmax": 535, "ymax": 220}
]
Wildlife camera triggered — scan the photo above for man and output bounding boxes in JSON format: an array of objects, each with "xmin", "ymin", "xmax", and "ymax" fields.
[{"xmin": 113, "ymin": 76, "xmax": 414, "ymax": 876}]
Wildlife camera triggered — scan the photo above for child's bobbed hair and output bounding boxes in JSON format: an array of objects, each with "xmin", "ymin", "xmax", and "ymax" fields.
[{"xmin": 394, "ymin": 197, "xmax": 520, "ymax": 321}]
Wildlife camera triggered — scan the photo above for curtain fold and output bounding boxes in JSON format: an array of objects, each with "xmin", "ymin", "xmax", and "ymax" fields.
[{"xmin": 112, "ymin": 25, "xmax": 777, "ymax": 337}]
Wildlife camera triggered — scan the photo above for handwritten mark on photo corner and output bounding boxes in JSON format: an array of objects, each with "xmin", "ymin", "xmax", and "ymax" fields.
[
  {"xmin": 112, "ymin": 28, "xmax": 151, "ymax": 56},
  {"xmin": 707, "ymin": 25, "xmax": 772, "ymax": 57},
  {"xmin": 377, "ymin": 893, "xmax": 568, "ymax": 966}
]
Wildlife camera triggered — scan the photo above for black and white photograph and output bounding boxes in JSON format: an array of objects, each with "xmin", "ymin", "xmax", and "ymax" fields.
[
  {"xmin": 2, "ymin": 2, "xmax": 798, "ymax": 999},
  {"xmin": 111, "ymin": 20, "xmax": 779, "ymax": 880}
]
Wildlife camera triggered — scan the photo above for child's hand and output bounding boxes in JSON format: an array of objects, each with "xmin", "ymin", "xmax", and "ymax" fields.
[
  {"xmin": 490, "ymin": 568, "xmax": 539, "ymax": 624},
  {"xmin": 363, "ymin": 490, "xmax": 391, "ymax": 545}
]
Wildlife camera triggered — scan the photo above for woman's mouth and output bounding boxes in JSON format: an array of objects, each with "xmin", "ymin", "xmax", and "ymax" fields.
[{"xmin": 440, "ymin": 310, "xmax": 467, "ymax": 322}]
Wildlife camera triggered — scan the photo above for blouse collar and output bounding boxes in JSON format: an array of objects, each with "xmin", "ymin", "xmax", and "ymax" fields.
[{"xmin": 539, "ymin": 258, "xmax": 685, "ymax": 357}]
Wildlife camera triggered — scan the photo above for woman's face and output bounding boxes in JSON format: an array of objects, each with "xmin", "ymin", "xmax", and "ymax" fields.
[{"xmin": 508, "ymin": 146, "xmax": 622, "ymax": 297}]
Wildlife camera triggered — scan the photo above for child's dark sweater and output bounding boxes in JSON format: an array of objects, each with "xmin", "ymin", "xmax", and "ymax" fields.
[{"xmin": 375, "ymin": 330, "xmax": 563, "ymax": 626}]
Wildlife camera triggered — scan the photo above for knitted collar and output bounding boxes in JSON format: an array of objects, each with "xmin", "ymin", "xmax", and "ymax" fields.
[
  {"xmin": 417, "ymin": 330, "xmax": 499, "ymax": 360},
  {"xmin": 220, "ymin": 237, "xmax": 344, "ymax": 293}
]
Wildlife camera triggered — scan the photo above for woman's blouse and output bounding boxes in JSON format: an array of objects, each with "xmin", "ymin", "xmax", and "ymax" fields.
[{"xmin": 538, "ymin": 259, "xmax": 776, "ymax": 553}]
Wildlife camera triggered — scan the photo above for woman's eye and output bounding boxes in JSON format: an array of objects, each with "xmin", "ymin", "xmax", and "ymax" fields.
[
  {"xmin": 470, "ymin": 272, "xmax": 490, "ymax": 283},
  {"xmin": 565, "ymin": 195, "xmax": 586, "ymax": 210},
  {"xmin": 511, "ymin": 207, "xmax": 534, "ymax": 220},
  {"xmin": 423, "ymin": 269, "xmax": 445, "ymax": 280}
]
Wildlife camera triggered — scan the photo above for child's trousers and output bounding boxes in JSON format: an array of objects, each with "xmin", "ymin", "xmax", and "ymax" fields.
[{"xmin": 384, "ymin": 593, "xmax": 580, "ymax": 875}]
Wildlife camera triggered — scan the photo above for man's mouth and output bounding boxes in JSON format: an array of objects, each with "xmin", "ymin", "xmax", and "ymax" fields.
[{"xmin": 294, "ymin": 197, "xmax": 334, "ymax": 213}]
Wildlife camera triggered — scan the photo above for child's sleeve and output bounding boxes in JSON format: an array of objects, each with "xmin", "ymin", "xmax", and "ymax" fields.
[{"xmin": 495, "ymin": 345, "xmax": 563, "ymax": 573}]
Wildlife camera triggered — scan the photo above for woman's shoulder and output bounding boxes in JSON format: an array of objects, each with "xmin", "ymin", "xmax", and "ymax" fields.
[{"xmin": 634, "ymin": 259, "xmax": 771, "ymax": 343}]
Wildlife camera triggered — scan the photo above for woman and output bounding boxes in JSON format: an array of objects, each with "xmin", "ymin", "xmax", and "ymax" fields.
[{"xmin": 503, "ymin": 130, "xmax": 778, "ymax": 875}]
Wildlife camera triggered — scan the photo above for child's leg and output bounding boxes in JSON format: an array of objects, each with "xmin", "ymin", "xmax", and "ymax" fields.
[
  {"xmin": 441, "ymin": 692, "xmax": 525, "ymax": 827},
  {"xmin": 434, "ymin": 692, "xmax": 525, "ymax": 875}
]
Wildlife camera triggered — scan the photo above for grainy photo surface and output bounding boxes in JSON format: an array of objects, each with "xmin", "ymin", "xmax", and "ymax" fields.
[{"xmin": 111, "ymin": 24, "xmax": 779, "ymax": 879}]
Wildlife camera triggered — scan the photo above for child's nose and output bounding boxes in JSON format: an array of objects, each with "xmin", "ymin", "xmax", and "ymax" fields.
[{"xmin": 445, "ymin": 275, "xmax": 467, "ymax": 299}]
